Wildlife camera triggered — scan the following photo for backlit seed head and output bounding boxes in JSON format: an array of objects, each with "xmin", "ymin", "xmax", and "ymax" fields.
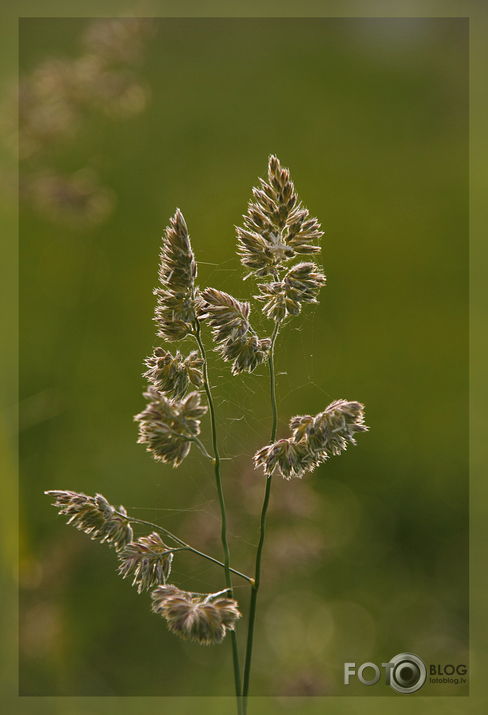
[
  {"xmin": 151, "ymin": 586, "xmax": 241, "ymax": 645},
  {"xmin": 236, "ymin": 155, "xmax": 323, "ymax": 279},
  {"xmin": 217, "ymin": 335, "xmax": 271, "ymax": 376},
  {"xmin": 154, "ymin": 209, "xmax": 197, "ymax": 341},
  {"xmin": 197, "ymin": 288, "xmax": 251, "ymax": 343},
  {"xmin": 134, "ymin": 387, "xmax": 207, "ymax": 467},
  {"xmin": 307, "ymin": 400, "xmax": 368, "ymax": 456},
  {"xmin": 254, "ymin": 438, "xmax": 320, "ymax": 480},
  {"xmin": 255, "ymin": 401, "xmax": 368, "ymax": 479},
  {"xmin": 289, "ymin": 414, "xmax": 315, "ymax": 442},
  {"xmin": 256, "ymin": 262, "xmax": 326, "ymax": 321},
  {"xmin": 143, "ymin": 347, "xmax": 203, "ymax": 399},
  {"xmin": 44, "ymin": 490, "xmax": 133, "ymax": 550},
  {"xmin": 117, "ymin": 532, "xmax": 173, "ymax": 594},
  {"xmin": 198, "ymin": 287, "xmax": 271, "ymax": 374},
  {"xmin": 212, "ymin": 597, "xmax": 242, "ymax": 629},
  {"xmin": 284, "ymin": 262, "xmax": 326, "ymax": 303},
  {"xmin": 255, "ymin": 281, "xmax": 291, "ymax": 322}
]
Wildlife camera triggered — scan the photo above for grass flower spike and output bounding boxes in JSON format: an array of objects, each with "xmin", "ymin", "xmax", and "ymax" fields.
[
  {"xmin": 198, "ymin": 287, "xmax": 271, "ymax": 374},
  {"xmin": 143, "ymin": 347, "xmax": 204, "ymax": 399},
  {"xmin": 217, "ymin": 333, "xmax": 271, "ymax": 376},
  {"xmin": 134, "ymin": 387, "xmax": 207, "ymax": 466},
  {"xmin": 254, "ymin": 438, "xmax": 320, "ymax": 480},
  {"xmin": 197, "ymin": 288, "xmax": 251, "ymax": 343},
  {"xmin": 256, "ymin": 262, "xmax": 327, "ymax": 321},
  {"xmin": 154, "ymin": 208, "xmax": 197, "ymax": 341},
  {"xmin": 293, "ymin": 399, "xmax": 368, "ymax": 455},
  {"xmin": 45, "ymin": 490, "xmax": 133, "ymax": 550},
  {"xmin": 254, "ymin": 400, "xmax": 368, "ymax": 479},
  {"xmin": 117, "ymin": 532, "xmax": 174, "ymax": 593},
  {"xmin": 236, "ymin": 154, "xmax": 323, "ymax": 279},
  {"xmin": 151, "ymin": 586, "xmax": 242, "ymax": 645}
]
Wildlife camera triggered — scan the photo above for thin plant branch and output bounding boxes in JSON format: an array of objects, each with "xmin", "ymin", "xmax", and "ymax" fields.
[
  {"xmin": 193, "ymin": 318, "xmax": 244, "ymax": 713},
  {"xmin": 242, "ymin": 319, "xmax": 281, "ymax": 703}
]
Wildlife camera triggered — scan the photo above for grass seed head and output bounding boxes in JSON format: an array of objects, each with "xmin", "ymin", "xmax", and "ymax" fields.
[
  {"xmin": 236, "ymin": 155, "xmax": 323, "ymax": 279},
  {"xmin": 117, "ymin": 531, "xmax": 174, "ymax": 593},
  {"xmin": 198, "ymin": 287, "xmax": 271, "ymax": 374},
  {"xmin": 255, "ymin": 401, "xmax": 368, "ymax": 479},
  {"xmin": 134, "ymin": 387, "xmax": 207, "ymax": 466},
  {"xmin": 154, "ymin": 209, "xmax": 197, "ymax": 341},
  {"xmin": 151, "ymin": 585, "xmax": 241, "ymax": 645},
  {"xmin": 44, "ymin": 490, "xmax": 133, "ymax": 550},
  {"xmin": 143, "ymin": 347, "xmax": 204, "ymax": 399}
]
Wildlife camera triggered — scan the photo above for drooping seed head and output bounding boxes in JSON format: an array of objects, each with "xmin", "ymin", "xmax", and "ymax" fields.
[
  {"xmin": 150, "ymin": 586, "xmax": 241, "ymax": 645},
  {"xmin": 44, "ymin": 490, "xmax": 133, "ymax": 550},
  {"xmin": 211, "ymin": 597, "xmax": 242, "ymax": 630},
  {"xmin": 117, "ymin": 532, "xmax": 173, "ymax": 593},
  {"xmin": 255, "ymin": 401, "xmax": 369, "ymax": 480},
  {"xmin": 254, "ymin": 438, "xmax": 320, "ymax": 480},
  {"xmin": 307, "ymin": 400, "xmax": 368, "ymax": 456},
  {"xmin": 217, "ymin": 334, "xmax": 271, "ymax": 376}
]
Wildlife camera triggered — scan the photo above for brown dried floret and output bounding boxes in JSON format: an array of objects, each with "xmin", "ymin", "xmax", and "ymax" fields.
[
  {"xmin": 154, "ymin": 209, "xmax": 197, "ymax": 341},
  {"xmin": 143, "ymin": 347, "xmax": 203, "ymax": 399},
  {"xmin": 117, "ymin": 532, "xmax": 174, "ymax": 593},
  {"xmin": 304, "ymin": 400, "xmax": 368, "ymax": 456},
  {"xmin": 236, "ymin": 155, "xmax": 323, "ymax": 279},
  {"xmin": 256, "ymin": 262, "xmax": 326, "ymax": 321},
  {"xmin": 254, "ymin": 400, "xmax": 368, "ymax": 479},
  {"xmin": 217, "ymin": 334, "xmax": 271, "ymax": 376},
  {"xmin": 135, "ymin": 387, "xmax": 207, "ymax": 467},
  {"xmin": 198, "ymin": 287, "xmax": 271, "ymax": 374},
  {"xmin": 44, "ymin": 490, "xmax": 133, "ymax": 550},
  {"xmin": 254, "ymin": 438, "xmax": 320, "ymax": 480},
  {"xmin": 197, "ymin": 288, "xmax": 251, "ymax": 344},
  {"xmin": 151, "ymin": 585, "xmax": 241, "ymax": 645}
]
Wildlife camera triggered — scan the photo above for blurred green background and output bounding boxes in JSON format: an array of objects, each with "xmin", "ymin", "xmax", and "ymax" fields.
[{"xmin": 18, "ymin": 17, "xmax": 468, "ymax": 697}]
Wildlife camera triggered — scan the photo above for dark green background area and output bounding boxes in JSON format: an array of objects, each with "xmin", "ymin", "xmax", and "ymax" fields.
[{"xmin": 19, "ymin": 18, "xmax": 468, "ymax": 697}]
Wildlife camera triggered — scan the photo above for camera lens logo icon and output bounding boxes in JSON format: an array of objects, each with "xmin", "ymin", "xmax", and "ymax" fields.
[{"xmin": 389, "ymin": 653, "xmax": 426, "ymax": 694}]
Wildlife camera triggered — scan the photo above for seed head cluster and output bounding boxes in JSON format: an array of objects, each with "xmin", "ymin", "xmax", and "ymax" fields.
[
  {"xmin": 235, "ymin": 154, "xmax": 326, "ymax": 336},
  {"xmin": 44, "ymin": 490, "xmax": 133, "ymax": 550},
  {"xmin": 143, "ymin": 347, "xmax": 203, "ymax": 399},
  {"xmin": 134, "ymin": 387, "xmax": 207, "ymax": 467},
  {"xmin": 117, "ymin": 531, "xmax": 174, "ymax": 594},
  {"xmin": 256, "ymin": 262, "xmax": 326, "ymax": 321},
  {"xmin": 154, "ymin": 208, "xmax": 197, "ymax": 341},
  {"xmin": 151, "ymin": 585, "xmax": 241, "ymax": 645},
  {"xmin": 217, "ymin": 333, "xmax": 271, "ymax": 376},
  {"xmin": 198, "ymin": 288, "xmax": 250, "ymax": 343},
  {"xmin": 197, "ymin": 287, "xmax": 271, "ymax": 374},
  {"xmin": 254, "ymin": 400, "xmax": 368, "ymax": 479},
  {"xmin": 136, "ymin": 209, "xmax": 206, "ymax": 467},
  {"xmin": 236, "ymin": 154, "xmax": 323, "ymax": 280}
]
